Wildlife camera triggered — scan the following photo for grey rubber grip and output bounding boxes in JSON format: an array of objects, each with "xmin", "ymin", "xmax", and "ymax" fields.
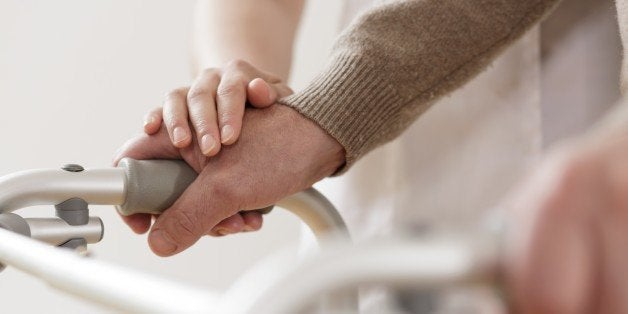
[{"xmin": 116, "ymin": 158, "xmax": 198, "ymax": 216}]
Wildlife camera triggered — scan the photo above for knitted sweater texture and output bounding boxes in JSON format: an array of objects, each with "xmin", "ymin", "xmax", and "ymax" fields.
[{"xmin": 278, "ymin": 0, "xmax": 573, "ymax": 173}]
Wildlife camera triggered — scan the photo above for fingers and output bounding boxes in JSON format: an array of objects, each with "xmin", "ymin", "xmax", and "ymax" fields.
[
  {"xmin": 188, "ymin": 70, "xmax": 221, "ymax": 156},
  {"xmin": 163, "ymin": 87, "xmax": 193, "ymax": 148},
  {"xmin": 143, "ymin": 107, "xmax": 163, "ymax": 135},
  {"xmin": 207, "ymin": 211, "xmax": 264, "ymax": 237},
  {"xmin": 241, "ymin": 211, "xmax": 263, "ymax": 231},
  {"xmin": 120, "ymin": 213, "xmax": 152, "ymax": 234},
  {"xmin": 216, "ymin": 60, "xmax": 290, "ymax": 145},
  {"xmin": 216, "ymin": 65, "xmax": 248, "ymax": 145},
  {"xmin": 247, "ymin": 78, "xmax": 277, "ymax": 108},
  {"xmin": 208, "ymin": 214, "xmax": 245, "ymax": 236},
  {"xmin": 149, "ymin": 61, "xmax": 290, "ymax": 153}
]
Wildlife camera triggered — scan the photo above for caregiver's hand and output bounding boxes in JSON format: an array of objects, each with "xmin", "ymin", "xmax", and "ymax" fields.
[
  {"xmin": 143, "ymin": 59, "xmax": 293, "ymax": 155},
  {"xmin": 114, "ymin": 104, "xmax": 345, "ymax": 256},
  {"xmin": 502, "ymin": 119, "xmax": 628, "ymax": 313}
]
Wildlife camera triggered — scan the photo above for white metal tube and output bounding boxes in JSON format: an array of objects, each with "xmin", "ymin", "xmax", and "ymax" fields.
[
  {"xmin": 0, "ymin": 168, "xmax": 126, "ymax": 213},
  {"xmin": 218, "ymin": 236, "xmax": 499, "ymax": 314},
  {"xmin": 0, "ymin": 228, "xmax": 218, "ymax": 313},
  {"xmin": 277, "ymin": 188, "xmax": 349, "ymax": 238},
  {"xmin": 26, "ymin": 217, "xmax": 103, "ymax": 246},
  {"xmin": 0, "ymin": 162, "xmax": 352, "ymax": 312}
]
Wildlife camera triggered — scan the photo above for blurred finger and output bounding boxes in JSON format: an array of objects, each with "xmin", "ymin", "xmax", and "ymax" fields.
[
  {"xmin": 163, "ymin": 87, "xmax": 192, "ymax": 148},
  {"xmin": 188, "ymin": 69, "xmax": 221, "ymax": 156},
  {"xmin": 241, "ymin": 211, "xmax": 264, "ymax": 232}
]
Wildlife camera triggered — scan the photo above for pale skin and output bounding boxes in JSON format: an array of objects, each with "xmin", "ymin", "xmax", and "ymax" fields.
[
  {"xmin": 116, "ymin": 0, "xmax": 628, "ymax": 311},
  {"xmin": 145, "ymin": 0, "xmax": 303, "ymax": 153},
  {"xmin": 137, "ymin": 0, "xmax": 304, "ymax": 236}
]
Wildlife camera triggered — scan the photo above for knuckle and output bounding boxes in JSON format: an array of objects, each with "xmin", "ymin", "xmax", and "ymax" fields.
[
  {"xmin": 209, "ymin": 178, "xmax": 245, "ymax": 207},
  {"xmin": 226, "ymin": 58, "xmax": 250, "ymax": 70},
  {"xmin": 217, "ymin": 82, "xmax": 244, "ymax": 98},
  {"xmin": 164, "ymin": 87, "xmax": 187, "ymax": 101},
  {"xmin": 169, "ymin": 210, "xmax": 203, "ymax": 239},
  {"xmin": 165, "ymin": 116, "xmax": 182, "ymax": 130},
  {"xmin": 209, "ymin": 180, "xmax": 235, "ymax": 201},
  {"xmin": 187, "ymin": 86, "xmax": 211, "ymax": 102},
  {"xmin": 201, "ymin": 67, "xmax": 220, "ymax": 77},
  {"xmin": 264, "ymin": 73, "xmax": 283, "ymax": 84},
  {"xmin": 191, "ymin": 119, "xmax": 212, "ymax": 134}
]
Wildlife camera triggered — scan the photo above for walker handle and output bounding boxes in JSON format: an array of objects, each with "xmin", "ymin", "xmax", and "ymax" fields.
[{"xmin": 116, "ymin": 158, "xmax": 196, "ymax": 216}]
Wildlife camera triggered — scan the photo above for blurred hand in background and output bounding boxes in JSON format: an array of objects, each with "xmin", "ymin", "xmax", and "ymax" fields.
[{"xmin": 503, "ymin": 103, "xmax": 628, "ymax": 313}]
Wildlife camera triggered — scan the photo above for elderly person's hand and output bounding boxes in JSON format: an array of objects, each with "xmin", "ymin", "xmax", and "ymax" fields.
[
  {"xmin": 114, "ymin": 104, "xmax": 344, "ymax": 256},
  {"xmin": 502, "ymin": 105, "xmax": 628, "ymax": 313}
]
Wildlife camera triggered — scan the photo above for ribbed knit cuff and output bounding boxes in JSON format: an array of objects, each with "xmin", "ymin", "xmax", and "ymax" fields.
[{"xmin": 278, "ymin": 52, "xmax": 405, "ymax": 175}]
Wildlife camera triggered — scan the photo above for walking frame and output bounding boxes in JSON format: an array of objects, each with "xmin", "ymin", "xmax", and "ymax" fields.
[{"xmin": 0, "ymin": 158, "xmax": 501, "ymax": 313}]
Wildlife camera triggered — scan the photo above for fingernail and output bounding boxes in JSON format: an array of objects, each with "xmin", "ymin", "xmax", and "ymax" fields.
[
  {"xmin": 149, "ymin": 229, "xmax": 178, "ymax": 255},
  {"xmin": 243, "ymin": 225, "xmax": 254, "ymax": 232},
  {"xmin": 216, "ymin": 228, "xmax": 229, "ymax": 236},
  {"xmin": 221, "ymin": 125, "xmax": 234, "ymax": 144},
  {"xmin": 201, "ymin": 134, "xmax": 217, "ymax": 155},
  {"xmin": 173, "ymin": 127, "xmax": 188, "ymax": 144},
  {"xmin": 143, "ymin": 115, "xmax": 155, "ymax": 127}
]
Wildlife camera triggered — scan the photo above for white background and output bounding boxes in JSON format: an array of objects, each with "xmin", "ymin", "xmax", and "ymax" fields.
[{"xmin": 0, "ymin": 1, "xmax": 342, "ymax": 312}]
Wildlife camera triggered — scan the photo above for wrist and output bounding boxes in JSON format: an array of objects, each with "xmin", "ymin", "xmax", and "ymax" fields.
[{"xmin": 275, "ymin": 104, "xmax": 346, "ymax": 177}]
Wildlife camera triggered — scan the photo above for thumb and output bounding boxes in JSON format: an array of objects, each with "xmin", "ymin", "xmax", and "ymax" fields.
[
  {"xmin": 247, "ymin": 78, "xmax": 278, "ymax": 108},
  {"xmin": 147, "ymin": 175, "xmax": 228, "ymax": 256}
]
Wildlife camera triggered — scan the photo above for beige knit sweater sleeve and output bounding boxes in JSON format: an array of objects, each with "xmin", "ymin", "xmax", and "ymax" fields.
[{"xmin": 278, "ymin": 0, "xmax": 561, "ymax": 173}]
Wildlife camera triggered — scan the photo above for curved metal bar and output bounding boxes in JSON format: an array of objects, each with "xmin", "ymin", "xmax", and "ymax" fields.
[
  {"xmin": 218, "ymin": 235, "xmax": 499, "ymax": 314},
  {"xmin": 277, "ymin": 188, "xmax": 349, "ymax": 238},
  {"xmin": 0, "ymin": 227, "xmax": 218, "ymax": 313},
  {"xmin": 0, "ymin": 168, "xmax": 126, "ymax": 213}
]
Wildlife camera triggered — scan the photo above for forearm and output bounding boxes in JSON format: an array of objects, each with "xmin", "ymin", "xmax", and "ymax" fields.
[
  {"xmin": 279, "ymin": 0, "xmax": 562, "ymax": 172},
  {"xmin": 192, "ymin": 0, "xmax": 305, "ymax": 80}
]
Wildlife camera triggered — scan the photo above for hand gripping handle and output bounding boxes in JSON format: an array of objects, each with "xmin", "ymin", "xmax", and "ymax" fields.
[
  {"xmin": 116, "ymin": 158, "xmax": 347, "ymax": 236},
  {"xmin": 0, "ymin": 158, "xmax": 344, "ymax": 236}
]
